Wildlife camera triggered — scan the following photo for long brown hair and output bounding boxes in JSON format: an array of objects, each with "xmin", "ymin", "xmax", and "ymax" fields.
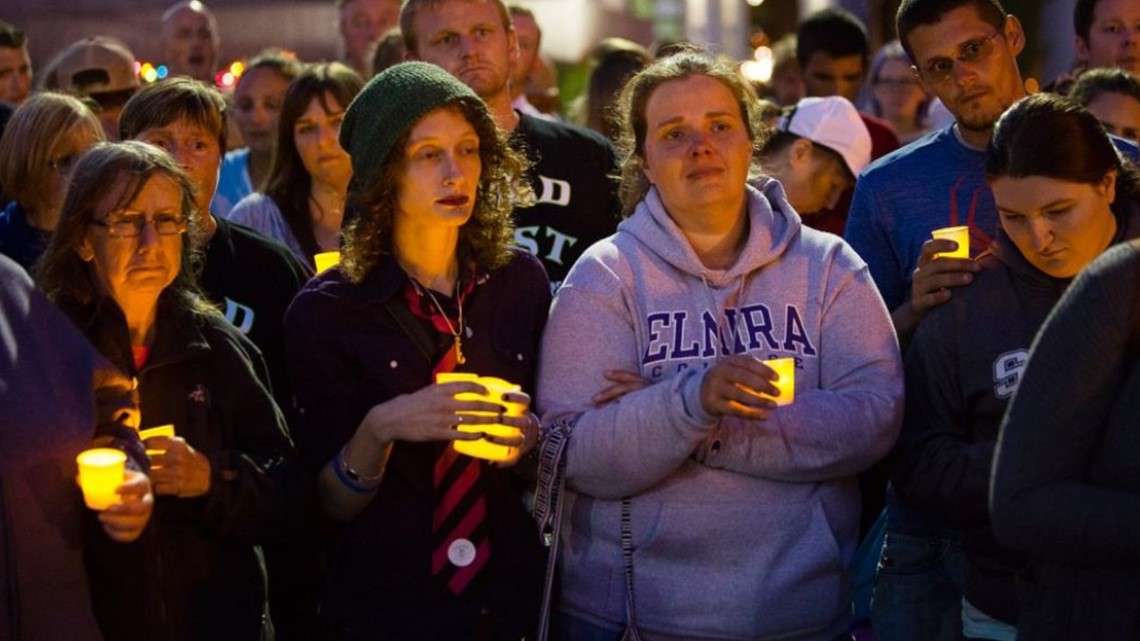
[{"xmin": 264, "ymin": 62, "xmax": 363, "ymax": 260}]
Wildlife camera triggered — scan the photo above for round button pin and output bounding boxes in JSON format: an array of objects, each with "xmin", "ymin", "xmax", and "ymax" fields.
[{"xmin": 448, "ymin": 538, "xmax": 477, "ymax": 567}]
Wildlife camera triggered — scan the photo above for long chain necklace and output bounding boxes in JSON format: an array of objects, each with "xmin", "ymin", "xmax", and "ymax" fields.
[{"xmin": 414, "ymin": 279, "xmax": 466, "ymax": 365}]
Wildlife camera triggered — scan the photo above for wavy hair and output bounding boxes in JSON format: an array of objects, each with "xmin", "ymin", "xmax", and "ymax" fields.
[{"xmin": 339, "ymin": 97, "xmax": 532, "ymax": 283}]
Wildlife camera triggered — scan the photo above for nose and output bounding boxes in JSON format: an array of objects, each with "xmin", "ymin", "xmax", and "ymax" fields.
[
  {"xmin": 689, "ymin": 131, "xmax": 712, "ymax": 156},
  {"xmin": 1027, "ymin": 217, "xmax": 1054, "ymax": 251},
  {"xmin": 137, "ymin": 218, "xmax": 163, "ymax": 250},
  {"xmin": 441, "ymin": 152, "xmax": 464, "ymax": 184}
]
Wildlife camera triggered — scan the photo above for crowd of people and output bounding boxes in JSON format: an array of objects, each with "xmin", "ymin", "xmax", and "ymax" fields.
[{"xmin": 0, "ymin": 0, "xmax": 1139, "ymax": 640}]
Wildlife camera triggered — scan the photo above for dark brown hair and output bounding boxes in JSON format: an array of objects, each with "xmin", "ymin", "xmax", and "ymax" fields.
[
  {"xmin": 265, "ymin": 62, "xmax": 364, "ymax": 260},
  {"xmin": 119, "ymin": 77, "xmax": 228, "ymax": 153}
]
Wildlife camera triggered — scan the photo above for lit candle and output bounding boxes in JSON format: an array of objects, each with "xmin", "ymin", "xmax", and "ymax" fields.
[
  {"xmin": 762, "ymin": 357, "xmax": 796, "ymax": 406},
  {"xmin": 931, "ymin": 226, "xmax": 970, "ymax": 259},
  {"xmin": 76, "ymin": 448, "xmax": 127, "ymax": 511},
  {"xmin": 314, "ymin": 251, "xmax": 341, "ymax": 274},
  {"xmin": 139, "ymin": 424, "xmax": 175, "ymax": 457},
  {"xmin": 436, "ymin": 373, "xmax": 524, "ymax": 462}
]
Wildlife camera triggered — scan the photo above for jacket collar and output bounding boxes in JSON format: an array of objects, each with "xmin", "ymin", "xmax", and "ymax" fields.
[{"xmin": 64, "ymin": 292, "xmax": 210, "ymax": 376}]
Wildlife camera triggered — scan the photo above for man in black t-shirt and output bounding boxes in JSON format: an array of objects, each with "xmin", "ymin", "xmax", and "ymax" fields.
[{"xmin": 399, "ymin": 0, "xmax": 620, "ymax": 287}]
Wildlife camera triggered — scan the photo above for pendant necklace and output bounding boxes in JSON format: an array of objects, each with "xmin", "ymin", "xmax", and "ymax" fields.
[{"xmin": 415, "ymin": 279, "xmax": 466, "ymax": 365}]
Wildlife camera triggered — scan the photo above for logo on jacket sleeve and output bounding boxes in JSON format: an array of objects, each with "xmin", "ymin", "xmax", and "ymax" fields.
[{"xmin": 992, "ymin": 349, "xmax": 1028, "ymax": 399}]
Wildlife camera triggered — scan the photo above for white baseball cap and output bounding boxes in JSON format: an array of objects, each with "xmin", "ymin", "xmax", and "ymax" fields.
[{"xmin": 778, "ymin": 96, "xmax": 872, "ymax": 178}]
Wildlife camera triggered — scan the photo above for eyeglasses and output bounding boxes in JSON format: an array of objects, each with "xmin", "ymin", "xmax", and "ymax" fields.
[
  {"xmin": 88, "ymin": 214, "xmax": 188, "ymax": 238},
  {"xmin": 914, "ymin": 29, "xmax": 1003, "ymax": 85}
]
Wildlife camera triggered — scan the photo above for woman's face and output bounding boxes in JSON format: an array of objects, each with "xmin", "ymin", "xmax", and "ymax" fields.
[
  {"xmin": 79, "ymin": 174, "xmax": 186, "ymax": 310},
  {"xmin": 293, "ymin": 92, "xmax": 353, "ymax": 189},
  {"xmin": 46, "ymin": 123, "xmax": 101, "ymax": 215},
  {"xmin": 393, "ymin": 106, "xmax": 482, "ymax": 231},
  {"xmin": 641, "ymin": 75, "xmax": 753, "ymax": 223},
  {"xmin": 871, "ymin": 58, "xmax": 927, "ymax": 123},
  {"xmin": 233, "ymin": 67, "xmax": 291, "ymax": 154},
  {"xmin": 991, "ymin": 172, "xmax": 1118, "ymax": 278}
]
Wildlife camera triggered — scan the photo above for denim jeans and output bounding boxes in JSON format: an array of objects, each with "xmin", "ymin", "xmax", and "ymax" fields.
[{"xmin": 871, "ymin": 532, "xmax": 966, "ymax": 641}]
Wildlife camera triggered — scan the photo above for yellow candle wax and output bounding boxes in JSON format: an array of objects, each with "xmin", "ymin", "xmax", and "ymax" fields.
[
  {"xmin": 76, "ymin": 448, "xmax": 127, "ymax": 511},
  {"xmin": 762, "ymin": 357, "xmax": 796, "ymax": 406},
  {"xmin": 931, "ymin": 226, "xmax": 970, "ymax": 259},
  {"xmin": 139, "ymin": 424, "xmax": 175, "ymax": 457},
  {"xmin": 314, "ymin": 251, "xmax": 341, "ymax": 274}
]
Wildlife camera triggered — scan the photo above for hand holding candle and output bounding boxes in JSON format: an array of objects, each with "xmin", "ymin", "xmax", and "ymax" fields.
[
  {"xmin": 97, "ymin": 469, "xmax": 154, "ymax": 543},
  {"xmin": 698, "ymin": 354, "xmax": 786, "ymax": 420},
  {"xmin": 435, "ymin": 373, "xmax": 532, "ymax": 463}
]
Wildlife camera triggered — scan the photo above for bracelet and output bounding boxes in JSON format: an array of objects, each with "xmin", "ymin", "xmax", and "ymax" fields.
[{"xmin": 333, "ymin": 446, "xmax": 382, "ymax": 494}]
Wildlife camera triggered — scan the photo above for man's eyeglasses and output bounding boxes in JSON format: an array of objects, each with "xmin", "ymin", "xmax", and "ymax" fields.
[
  {"xmin": 914, "ymin": 29, "xmax": 1003, "ymax": 85},
  {"xmin": 89, "ymin": 214, "xmax": 188, "ymax": 238}
]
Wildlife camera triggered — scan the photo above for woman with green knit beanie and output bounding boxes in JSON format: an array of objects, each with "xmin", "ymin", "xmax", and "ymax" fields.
[{"xmin": 284, "ymin": 61, "xmax": 548, "ymax": 639}]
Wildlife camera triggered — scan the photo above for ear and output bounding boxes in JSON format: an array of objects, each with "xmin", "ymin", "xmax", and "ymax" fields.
[
  {"xmin": 788, "ymin": 138, "xmax": 813, "ymax": 167},
  {"xmin": 1102, "ymin": 169, "xmax": 1118, "ymax": 205},
  {"xmin": 1004, "ymin": 15, "xmax": 1027, "ymax": 57},
  {"xmin": 1074, "ymin": 35, "xmax": 1090, "ymax": 62},
  {"xmin": 76, "ymin": 236, "xmax": 95, "ymax": 262}
]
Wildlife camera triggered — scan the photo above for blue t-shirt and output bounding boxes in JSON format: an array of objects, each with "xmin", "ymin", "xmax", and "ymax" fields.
[
  {"xmin": 844, "ymin": 126, "xmax": 995, "ymax": 312},
  {"xmin": 213, "ymin": 148, "xmax": 252, "ymax": 219},
  {"xmin": 0, "ymin": 201, "xmax": 51, "ymax": 272}
]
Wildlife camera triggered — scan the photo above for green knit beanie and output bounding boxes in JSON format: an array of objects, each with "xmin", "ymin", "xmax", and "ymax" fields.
[{"xmin": 339, "ymin": 61, "xmax": 481, "ymax": 189}]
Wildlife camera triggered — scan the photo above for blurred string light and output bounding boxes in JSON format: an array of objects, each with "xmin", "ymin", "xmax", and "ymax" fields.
[
  {"xmin": 215, "ymin": 60, "xmax": 246, "ymax": 89},
  {"xmin": 745, "ymin": 0, "xmax": 765, "ymax": 5},
  {"xmin": 741, "ymin": 46, "xmax": 774, "ymax": 83},
  {"xmin": 136, "ymin": 62, "xmax": 170, "ymax": 83}
]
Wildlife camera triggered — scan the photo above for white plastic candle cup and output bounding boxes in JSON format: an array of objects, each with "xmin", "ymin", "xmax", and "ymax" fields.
[
  {"xmin": 76, "ymin": 448, "xmax": 127, "ymax": 511},
  {"xmin": 762, "ymin": 357, "xmax": 796, "ymax": 406},
  {"xmin": 931, "ymin": 226, "xmax": 970, "ymax": 259}
]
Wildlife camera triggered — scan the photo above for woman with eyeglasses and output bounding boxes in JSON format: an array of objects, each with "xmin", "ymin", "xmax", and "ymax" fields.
[
  {"xmin": 0, "ymin": 92, "xmax": 103, "ymax": 270},
  {"xmin": 36, "ymin": 140, "xmax": 296, "ymax": 641},
  {"xmin": 859, "ymin": 40, "xmax": 933, "ymax": 145}
]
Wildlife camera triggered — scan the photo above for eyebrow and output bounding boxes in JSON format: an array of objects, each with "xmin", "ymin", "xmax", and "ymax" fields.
[
  {"xmin": 998, "ymin": 198, "xmax": 1075, "ymax": 215},
  {"xmin": 652, "ymin": 111, "xmax": 739, "ymax": 129}
]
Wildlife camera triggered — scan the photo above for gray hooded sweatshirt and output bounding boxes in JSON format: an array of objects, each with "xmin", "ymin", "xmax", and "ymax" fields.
[{"xmin": 537, "ymin": 179, "xmax": 903, "ymax": 640}]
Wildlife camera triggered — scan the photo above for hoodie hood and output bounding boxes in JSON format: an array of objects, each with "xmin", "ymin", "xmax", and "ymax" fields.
[{"xmin": 617, "ymin": 177, "xmax": 802, "ymax": 287}]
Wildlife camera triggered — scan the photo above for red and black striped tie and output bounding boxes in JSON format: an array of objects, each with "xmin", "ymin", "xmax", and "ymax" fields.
[{"xmin": 405, "ymin": 279, "xmax": 489, "ymax": 595}]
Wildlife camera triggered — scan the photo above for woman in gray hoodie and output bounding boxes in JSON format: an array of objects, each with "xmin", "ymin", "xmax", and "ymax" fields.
[{"xmin": 536, "ymin": 47, "xmax": 904, "ymax": 641}]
